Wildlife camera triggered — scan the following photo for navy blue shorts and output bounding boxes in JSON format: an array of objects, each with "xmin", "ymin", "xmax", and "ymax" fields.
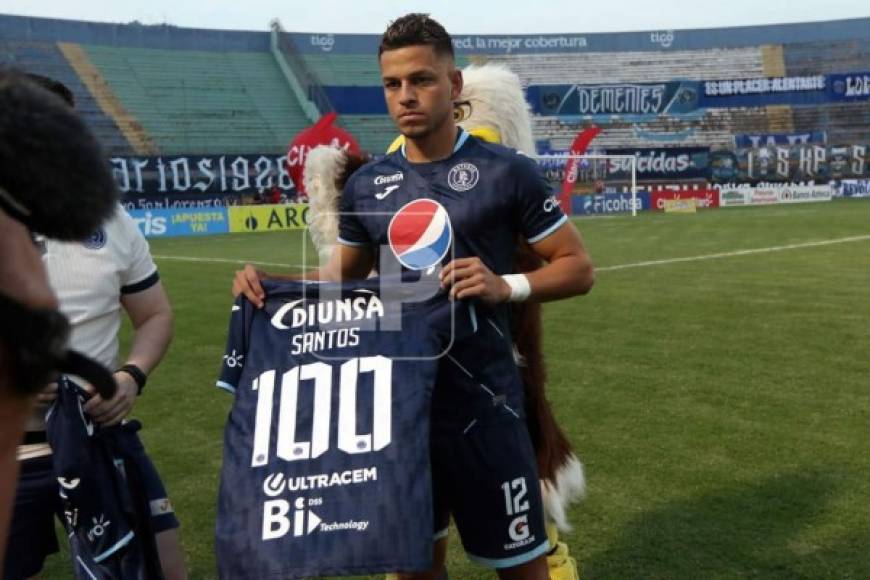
[
  {"xmin": 2, "ymin": 432, "xmax": 179, "ymax": 580},
  {"xmin": 431, "ymin": 418, "xmax": 549, "ymax": 569},
  {"xmin": 2, "ymin": 456, "xmax": 59, "ymax": 580}
]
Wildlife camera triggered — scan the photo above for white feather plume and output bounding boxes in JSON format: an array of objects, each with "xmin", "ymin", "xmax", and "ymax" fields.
[{"xmin": 303, "ymin": 145, "xmax": 346, "ymax": 265}]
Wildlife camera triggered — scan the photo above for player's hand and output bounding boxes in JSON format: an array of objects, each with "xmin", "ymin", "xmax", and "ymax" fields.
[
  {"xmin": 440, "ymin": 257, "xmax": 511, "ymax": 304},
  {"xmin": 33, "ymin": 382, "xmax": 58, "ymax": 410},
  {"xmin": 232, "ymin": 264, "xmax": 265, "ymax": 308},
  {"xmin": 83, "ymin": 372, "xmax": 137, "ymax": 426}
]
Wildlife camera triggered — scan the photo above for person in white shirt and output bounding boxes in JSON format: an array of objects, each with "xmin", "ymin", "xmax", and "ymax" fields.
[{"xmin": 6, "ymin": 204, "xmax": 187, "ymax": 580}]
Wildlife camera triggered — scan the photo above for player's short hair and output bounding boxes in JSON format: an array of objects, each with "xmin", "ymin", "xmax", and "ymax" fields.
[{"xmin": 379, "ymin": 13, "xmax": 454, "ymax": 61}]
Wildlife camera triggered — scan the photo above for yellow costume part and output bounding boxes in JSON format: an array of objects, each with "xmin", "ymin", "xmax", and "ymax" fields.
[
  {"xmin": 546, "ymin": 521, "xmax": 580, "ymax": 580},
  {"xmin": 385, "ymin": 126, "xmax": 502, "ymax": 154}
]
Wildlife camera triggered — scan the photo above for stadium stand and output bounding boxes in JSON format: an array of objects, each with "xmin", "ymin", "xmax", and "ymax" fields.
[
  {"xmin": 1, "ymin": 13, "xmax": 868, "ymax": 159},
  {"xmin": 481, "ymin": 47, "xmax": 766, "ymax": 85},
  {"xmin": 80, "ymin": 45, "xmax": 309, "ymax": 154},
  {"xmin": 0, "ymin": 38, "xmax": 134, "ymax": 154}
]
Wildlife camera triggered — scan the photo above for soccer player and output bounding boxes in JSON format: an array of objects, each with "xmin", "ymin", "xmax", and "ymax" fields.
[
  {"xmin": 233, "ymin": 13, "xmax": 594, "ymax": 580},
  {"xmin": 3, "ymin": 80, "xmax": 187, "ymax": 580}
]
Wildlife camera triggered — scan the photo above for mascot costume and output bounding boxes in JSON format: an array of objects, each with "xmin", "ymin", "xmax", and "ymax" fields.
[{"xmin": 301, "ymin": 64, "xmax": 584, "ymax": 580}]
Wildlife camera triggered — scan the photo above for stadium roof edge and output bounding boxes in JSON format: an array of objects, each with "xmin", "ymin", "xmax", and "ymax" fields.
[{"xmin": 1, "ymin": 12, "xmax": 869, "ymax": 54}]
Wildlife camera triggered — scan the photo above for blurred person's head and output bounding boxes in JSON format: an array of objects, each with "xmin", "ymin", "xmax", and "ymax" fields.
[
  {"xmin": 0, "ymin": 71, "xmax": 115, "ymax": 240},
  {"xmin": 0, "ymin": 72, "xmax": 120, "ymax": 398}
]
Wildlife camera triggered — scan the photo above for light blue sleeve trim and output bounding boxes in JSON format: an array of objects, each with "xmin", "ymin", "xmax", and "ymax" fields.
[
  {"xmin": 527, "ymin": 214, "xmax": 568, "ymax": 244},
  {"xmin": 93, "ymin": 530, "xmax": 135, "ymax": 563},
  {"xmin": 468, "ymin": 303, "xmax": 478, "ymax": 333},
  {"xmin": 453, "ymin": 128, "xmax": 470, "ymax": 152},
  {"xmin": 466, "ymin": 538, "xmax": 551, "ymax": 569},
  {"xmin": 216, "ymin": 381, "xmax": 237, "ymax": 394},
  {"xmin": 433, "ymin": 527, "xmax": 449, "ymax": 541},
  {"xmin": 337, "ymin": 236, "xmax": 367, "ymax": 247}
]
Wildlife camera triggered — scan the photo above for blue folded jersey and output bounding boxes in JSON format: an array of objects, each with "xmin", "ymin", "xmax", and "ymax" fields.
[
  {"xmin": 216, "ymin": 276, "xmax": 468, "ymax": 579},
  {"xmin": 46, "ymin": 378, "xmax": 160, "ymax": 580}
]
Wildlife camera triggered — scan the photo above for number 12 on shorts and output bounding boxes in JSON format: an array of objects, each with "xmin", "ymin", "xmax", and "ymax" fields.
[{"xmin": 501, "ymin": 477, "xmax": 530, "ymax": 516}]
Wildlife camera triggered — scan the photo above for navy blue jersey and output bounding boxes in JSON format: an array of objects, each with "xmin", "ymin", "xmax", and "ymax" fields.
[
  {"xmin": 46, "ymin": 378, "xmax": 161, "ymax": 580},
  {"xmin": 216, "ymin": 277, "xmax": 466, "ymax": 579},
  {"xmin": 338, "ymin": 130, "xmax": 567, "ymax": 430}
]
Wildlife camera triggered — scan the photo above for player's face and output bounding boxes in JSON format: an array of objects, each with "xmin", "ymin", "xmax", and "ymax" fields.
[{"xmin": 380, "ymin": 45, "xmax": 461, "ymax": 140}]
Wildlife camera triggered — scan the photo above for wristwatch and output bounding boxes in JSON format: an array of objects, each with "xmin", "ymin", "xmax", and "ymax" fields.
[{"xmin": 117, "ymin": 363, "xmax": 147, "ymax": 395}]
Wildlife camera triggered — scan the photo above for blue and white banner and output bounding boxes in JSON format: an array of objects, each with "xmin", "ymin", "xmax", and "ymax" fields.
[
  {"xmin": 127, "ymin": 208, "xmax": 230, "ymax": 238},
  {"xmin": 828, "ymin": 72, "xmax": 870, "ymax": 102},
  {"xmin": 735, "ymin": 144, "xmax": 868, "ymax": 182},
  {"xmin": 280, "ymin": 19, "xmax": 870, "ymax": 55},
  {"xmin": 112, "ymin": 154, "xmax": 295, "ymax": 209},
  {"xmin": 527, "ymin": 82, "xmax": 700, "ymax": 117},
  {"xmin": 734, "ymin": 132, "xmax": 827, "ymax": 148},
  {"xmin": 700, "ymin": 72, "xmax": 870, "ymax": 109},
  {"xmin": 840, "ymin": 179, "xmax": 870, "ymax": 198},
  {"xmin": 571, "ymin": 192, "xmax": 651, "ymax": 215},
  {"xmin": 604, "ymin": 148, "xmax": 710, "ymax": 180}
]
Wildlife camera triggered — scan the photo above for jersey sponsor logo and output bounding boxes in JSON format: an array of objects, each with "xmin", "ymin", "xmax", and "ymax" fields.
[
  {"xmin": 388, "ymin": 199, "xmax": 453, "ymax": 270},
  {"xmin": 543, "ymin": 195, "xmax": 561, "ymax": 213},
  {"xmin": 263, "ymin": 496, "xmax": 371, "ymax": 541},
  {"xmin": 223, "ymin": 349, "xmax": 244, "ymax": 368},
  {"xmin": 58, "ymin": 477, "xmax": 81, "ymax": 490},
  {"xmin": 263, "ymin": 468, "xmax": 378, "ymax": 496},
  {"xmin": 263, "ymin": 497, "xmax": 323, "ymax": 539},
  {"xmin": 502, "ymin": 477, "xmax": 536, "ymax": 550},
  {"xmin": 375, "ymin": 184, "xmax": 400, "ymax": 200},
  {"xmin": 87, "ymin": 514, "xmax": 111, "ymax": 542},
  {"xmin": 447, "ymin": 162, "xmax": 480, "ymax": 191},
  {"xmin": 82, "ymin": 227, "xmax": 107, "ymax": 250},
  {"xmin": 373, "ymin": 172, "xmax": 404, "ymax": 186},
  {"xmin": 270, "ymin": 292, "xmax": 385, "ymax": 330},
  {"xmin": 508, "ymin": 515, "xmax": 530, "ymax": 542}
]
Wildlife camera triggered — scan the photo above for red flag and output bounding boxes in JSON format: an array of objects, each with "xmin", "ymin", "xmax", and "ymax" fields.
[
  {"xmin": 559, "ymin": 127, "xmax": 601, "ymax": 208},
  {"xmin": 286, "ymin": 112, "xmax": 360, "ymax": 196}
]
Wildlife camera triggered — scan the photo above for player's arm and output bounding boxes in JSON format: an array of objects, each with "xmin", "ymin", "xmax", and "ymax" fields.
[
  {"xmin": 232, "ymin": 243, "xmax": 374, "ymax": 308},
  {"xmin": 84, "ymin": 281, "xmax": 173, "ymax": 426},
  {"xmin": 523, "ymin": 221, "xmax": 594, "ymax": 300},
  {"xmin": 442, "ymin": 154, "xmax": 594, "ymax": 303},
  {"xmin": 440, "ymin": 222, "xmax": 593, "ymax": 303}
]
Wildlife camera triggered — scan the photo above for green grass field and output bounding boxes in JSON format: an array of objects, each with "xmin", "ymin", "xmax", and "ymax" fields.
[{"xmin": 43, "ymin": 200, "xmax": 870, "ymax": 579}]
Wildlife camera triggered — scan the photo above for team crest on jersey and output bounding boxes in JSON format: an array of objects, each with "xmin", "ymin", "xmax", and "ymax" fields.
[
  {"xmin": 388, "ymin": 199, "xmax": 453, "ymax": 271},
  {"xmin": 82, "ymin": 228, "xmax": 106, "ymax": 250},
  {"xmin": 447, "ymin": 163, "xmax": 479, "ymax": 192}
]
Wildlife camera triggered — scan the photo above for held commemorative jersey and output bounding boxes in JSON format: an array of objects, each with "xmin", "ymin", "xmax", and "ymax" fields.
[
  {"xmin": 338, "ymin": 130, "xmax": 567, "ymax": 430},
  {"xmin": 46, "ymin": 378, "xmax": 161, "ymax": 580},
  {"xmin": 216, "ymin": 277, "xmax": 467, "ymax": 579}
]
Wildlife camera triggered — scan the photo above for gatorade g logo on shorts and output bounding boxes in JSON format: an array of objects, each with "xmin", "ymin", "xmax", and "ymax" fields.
[{"xmin": 387, "ymin": 199, "xmax": 452, "ymax": 271}]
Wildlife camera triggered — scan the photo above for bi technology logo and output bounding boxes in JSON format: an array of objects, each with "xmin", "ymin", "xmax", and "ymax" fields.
[{"xmin": 261, "ymin": 474, "xmax": 370, "ymax": 540}]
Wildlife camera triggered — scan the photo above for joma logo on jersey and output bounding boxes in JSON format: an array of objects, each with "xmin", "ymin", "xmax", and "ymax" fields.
[{"xmin": 270, "ymin": 293, "xmax": 385, "ymax": 330}]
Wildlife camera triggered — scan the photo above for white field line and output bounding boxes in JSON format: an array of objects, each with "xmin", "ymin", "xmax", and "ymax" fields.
[
  {"xmin": 595, "ymin": 235, "xmax": 870, "ymax": 272},
  {"xmin": 152, "ymin": 255, "xmax": 305, "ymax": 269},
  {"xmin": 152, "ymin": 234, "xmax": 870, "ymax": 273}
]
